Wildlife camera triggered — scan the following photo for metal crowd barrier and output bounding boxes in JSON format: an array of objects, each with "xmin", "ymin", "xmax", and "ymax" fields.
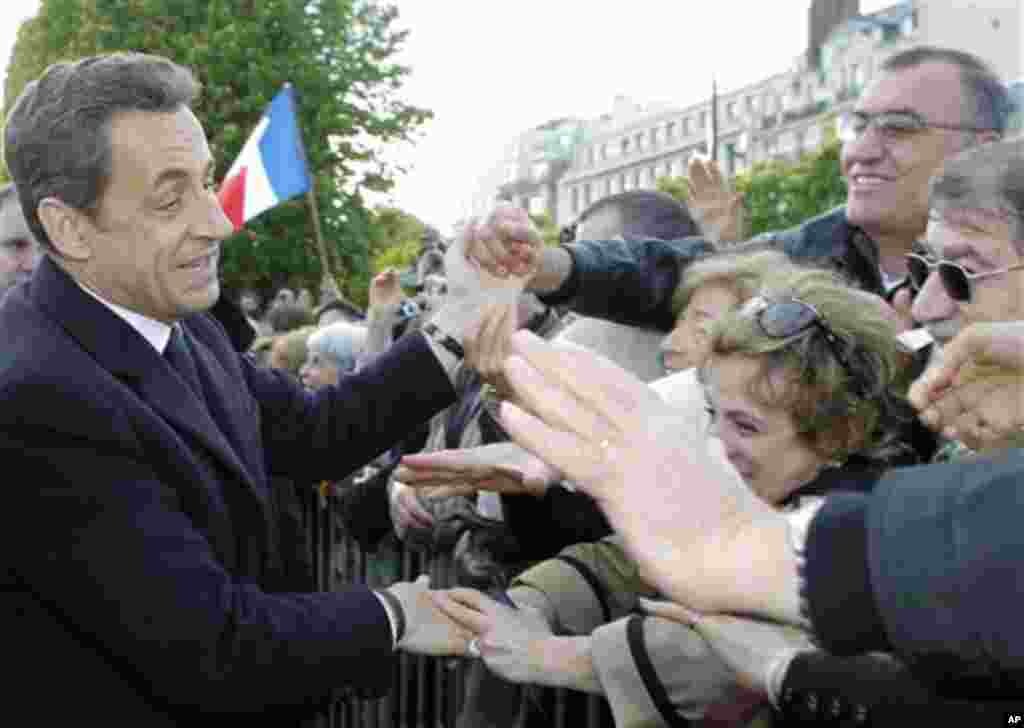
[{"xmin": 301, "ymin": 487, "xmax": 614, "ymax": 728}]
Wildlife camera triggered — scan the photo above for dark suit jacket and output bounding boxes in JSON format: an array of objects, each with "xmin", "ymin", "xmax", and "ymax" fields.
[
  {"xmin": 778, "ymin": 651, "xmax": 1024, "ymax": 725},
  {"xmin": 0, "ymin": 259, "xmax": 455, "ymax": 725}
]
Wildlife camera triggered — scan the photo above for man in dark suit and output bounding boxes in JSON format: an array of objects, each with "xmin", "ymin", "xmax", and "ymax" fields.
[{"xmin": 0, "ymin": 52, "xmax": 490, "ymax": 725}]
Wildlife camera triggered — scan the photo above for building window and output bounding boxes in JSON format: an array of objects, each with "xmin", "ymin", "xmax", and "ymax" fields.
[
  {"xmin": 666, "ymin": 121, "xmax": 676, "ymax": 142},
  {"xmin": 681, "ymin": 117, "xmax": 691, "ymax": 136},
  {"xmin": 746, "ymin": 95, "xmax": 757, "ymax": 113},
  {"xmin": 587, "ymin": 147, "xmax": 595, "ymax": 167},
  {"xmin": 726, "ymin": 101, "xmax": 737, "ymax": 121},
  {"xmin": 698, "ymin": 111, "xmax": 707, "ymax": 129},
  {"xmin": 635, "ymin": 132, "xmax": 645, "ymax": 152},
  {"xmin": 621, "ymin": 138, "xmax": 630, "ymax": 156},
  {"xmin": 901, "ymin": 12, "xmax": 915, "ymax": 36},
  {"xmin": 650, "ymin": 127, "xmax": 659, "ymax": 149},
  {"xmin": 622, "ymin": 173, "xmax": 630, "ymax": 191}
]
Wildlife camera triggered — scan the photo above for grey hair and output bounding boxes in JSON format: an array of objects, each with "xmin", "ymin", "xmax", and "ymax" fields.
[
  {"xmin": 929, "ymin": 137, "xmax": 1024, "ymax": 252},
  {"xmin": 308, "ymin": 321, "xmax": 367, "ymax": 373},
  {"xmin": 3, "ymin": 52, "xmax": 200, "ymax": 254},
  {"xmin": 881, "ymin": 46, "xmax": 1011, "ymax": 136}
]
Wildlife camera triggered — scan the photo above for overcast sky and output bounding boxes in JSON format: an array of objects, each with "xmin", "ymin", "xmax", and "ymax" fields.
[{"xmin": 1, "ymin": 0, "xmax": 893, "ymax": 235}]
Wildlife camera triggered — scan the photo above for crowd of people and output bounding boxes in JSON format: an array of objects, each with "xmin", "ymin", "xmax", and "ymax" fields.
[{"xmin": 1, "ymin": 43, "xmax": 1023, "ymax": 728}]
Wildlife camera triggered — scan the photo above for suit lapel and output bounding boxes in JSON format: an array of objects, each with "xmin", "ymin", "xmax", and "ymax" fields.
[{"xmin": 33, "ymin": 258, "xmax": 270, "ymax": 531}]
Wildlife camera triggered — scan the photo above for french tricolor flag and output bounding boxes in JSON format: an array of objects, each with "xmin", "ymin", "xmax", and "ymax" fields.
[{"xmin": 218, "ymin": 85, "xmax": 312, "ymax": 230}]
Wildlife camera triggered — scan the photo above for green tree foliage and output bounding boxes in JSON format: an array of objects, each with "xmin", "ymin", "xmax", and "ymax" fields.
[
  {"xmin": 655, "ymin": 175, "xmax": 689, "ymax": 204},
  {"xmin": 3, "ymin": 0, "xmax": 432, "ymax": 302},
  {"xmin": 735, "ymin": 137, "xmax": 846, "ymax": 236}
]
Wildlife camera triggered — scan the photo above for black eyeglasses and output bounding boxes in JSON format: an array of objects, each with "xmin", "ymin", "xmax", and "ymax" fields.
[
  {"xmin": 837, "ymin": 110, "xmax": 995, "ymax": 143},
  {"xmin": 906, "ymin": 252, "xmax": 1024, "ymax": 303},
  {"xmin": 742, "ymin": 296, "xmax": 859, "ymax": 388}
]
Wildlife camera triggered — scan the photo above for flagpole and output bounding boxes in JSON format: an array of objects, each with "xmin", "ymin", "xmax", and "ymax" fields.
[
  {"xmin": 304, "ymin": 178, "xmax": 342, "ymax": 300},
  {"xmin": 284, "ymin": 81, "xmax": 342, "ymax": 301}
]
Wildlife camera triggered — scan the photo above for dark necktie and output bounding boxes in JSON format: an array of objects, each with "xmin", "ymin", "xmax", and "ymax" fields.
[{"xmin": 165, "ymin": 325, "xmax": 205, "ymax": 402}]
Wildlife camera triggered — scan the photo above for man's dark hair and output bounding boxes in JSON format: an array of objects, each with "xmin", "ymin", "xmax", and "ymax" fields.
[
  {"xmin": 575, "ymin": 189, "xmax": 699, "ymax": 241},
  {"xmin": 881, "ymin": 46, "xmax": 1011, "ymax": 136},
  {"xmin": 266, "ymin": 302, "xmax": 313, "ymax": 334},
  {"xmin": 4, "ymin": 52, "xmax": 200, "ymax": 254}
]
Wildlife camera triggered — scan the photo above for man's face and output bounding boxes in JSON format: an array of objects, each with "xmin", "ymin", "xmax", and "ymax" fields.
[
  {"xmin": 843, "ymin": 63, "xmax": 973, "ymax": 242},
  {"xmin": 0, "ymin": 196, "xmax": 42, "ymax": 295},
  {"xmin": 911, "ymin": 208, "xmax": 1024, "ymax": 343},
  {"xmin": 77, "ymin": 107, "xmax": 232, "ymax": 323}
]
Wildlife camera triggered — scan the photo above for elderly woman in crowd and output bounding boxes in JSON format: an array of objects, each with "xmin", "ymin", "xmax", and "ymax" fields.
[
  {"xmin": 423, "ymin": 264, "xmax": 923, "ymax": 727},
  {"xmin": 299, "ymin": 321, "xmax": 367, "ymax": 390}
]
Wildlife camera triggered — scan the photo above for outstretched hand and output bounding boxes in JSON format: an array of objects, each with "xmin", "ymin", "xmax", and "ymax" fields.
[
  {"xmin": 495, "ymin": 330, "xmax": 784, "ymax": 616},
  {"xmin": 431, "ymin": 587, "xmax": 558, "ymax": 686},
  {"xmin": 461, "ymin": 204, "xmax": 542, "ymax": 281},
  {"xmin": 909, "ymin": 321, "xmax": 1024, "ymax": 450},
  {"xmin": 388, "ymin": 575, "xmax": 474, "ymax": 657},
  {"xmin": 686, "ymin": 156, "xmax": 747, "ymax": 244},
  {"xmin": 396, "ymin": 442, "xmax": 561, "ymax": 499},
  {"xmin": 639, "ymin": 598, "xmax": 813, "ymax": 696}
]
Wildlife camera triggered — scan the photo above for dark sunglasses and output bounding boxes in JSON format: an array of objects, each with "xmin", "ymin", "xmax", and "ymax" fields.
[
  {"xmin": 906, "ymin": 252, "xmax": 1024, "ymax": 303},
  {"xmin": 742, "ymin": 296, "xmax": 859, "ymax": 389}
]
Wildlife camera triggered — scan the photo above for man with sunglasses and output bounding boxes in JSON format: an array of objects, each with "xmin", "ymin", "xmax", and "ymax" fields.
[
  {"xmin": 910, "ymin": 138, "xmax": 1024, "ymax": 351},
  {"xmin": 467, "ymin": 47, "xmax": 1010, "ymax": 337}
]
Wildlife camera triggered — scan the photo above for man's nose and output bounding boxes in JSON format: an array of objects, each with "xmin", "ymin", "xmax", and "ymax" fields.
[
  {"xmin": 911, "ymin": 271, "xmax": 958, "ymax": 325},
  {"xmin": 842, "ymin": 125, "xmax": 886, "ymax": 166}
]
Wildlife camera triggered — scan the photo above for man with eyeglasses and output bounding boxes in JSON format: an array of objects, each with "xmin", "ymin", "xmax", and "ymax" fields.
[
  {"xmin": 909, "ymin": 138, "xmax": 1024, "ymax": 347},
  {"xmin": 465, "ymin": 46, "xmax": 1010, "ymax": 337}
]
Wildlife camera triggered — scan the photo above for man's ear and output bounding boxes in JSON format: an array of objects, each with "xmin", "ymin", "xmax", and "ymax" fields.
[{"xmin": 37, "ymin": 197, "xmax": 92, "ymax": 261}]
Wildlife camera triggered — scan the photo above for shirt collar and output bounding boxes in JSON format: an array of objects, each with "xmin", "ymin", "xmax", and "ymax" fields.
[{"xmin": 75, "ymin": 281, "xmax": 174, "ymax": 354}]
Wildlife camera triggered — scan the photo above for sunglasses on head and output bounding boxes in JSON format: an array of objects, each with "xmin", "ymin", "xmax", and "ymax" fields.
[
  {"xmin": 905, "ymin": 252, "xmax": 1024, "ymax": 303},
  {"xmin": 742, "ymin": 296, "xmax": 859, "ymax": 389}
]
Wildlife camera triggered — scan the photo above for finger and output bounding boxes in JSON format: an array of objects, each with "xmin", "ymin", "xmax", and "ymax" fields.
[
  {"xmin": 393, "ymin": 466, "xmax": 472, "ymax": 487},
  {"xmin": 501, "ymin": 353, "xmax": 616, "ymax": 447},
  {"xmin": 706, "ymin": 158, "xmax": 723, "ymax": 188},
  {"xmin": 422, "ymin": 484, "xmax": 480, "ymax": 499},
  {"xmin": 499, "ymin": 400, "xmax": 607, "ymax": 495},
  {"xmin": 483, "ymin": 305, "xmax": 515, "ymax": 380},
  {"xmin": 430, "ymin": 589, "xmax": 497, "ymax": 631},
  {"xmin": 688, "ymin": 156, "xmax": 711, "ymax": 190}
]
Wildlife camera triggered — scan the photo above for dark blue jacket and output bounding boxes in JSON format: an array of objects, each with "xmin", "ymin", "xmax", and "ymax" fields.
[
  {"xmin": 0, "ymin": 258, "xmax": 455, "ymax": 725},
  {"xmin": 540, "ymin": 206, "xmax": 883, "ymax": 333}
]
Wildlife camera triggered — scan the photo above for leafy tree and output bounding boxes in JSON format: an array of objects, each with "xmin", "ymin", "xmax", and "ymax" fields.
[
  {"xmin": 735, "ymin": 136, "xmax": 846, "ymax": 237},
  {"xmin": 655, "ymin": 175, "xmax": 689, "ymax": 204},
  {"xmin": 2, "ymin": 0, "xmax": 432, "ymax": 302}
]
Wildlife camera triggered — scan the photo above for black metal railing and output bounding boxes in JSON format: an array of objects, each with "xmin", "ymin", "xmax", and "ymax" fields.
[{"xmin": 302, "ymin": 487, "xmax": 612, "ymax": 728}]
